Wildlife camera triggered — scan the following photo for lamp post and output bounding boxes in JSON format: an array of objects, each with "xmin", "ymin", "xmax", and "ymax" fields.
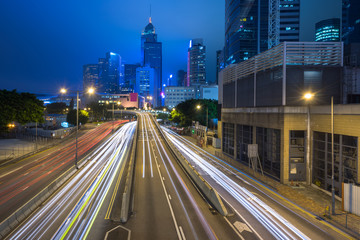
[
  {"xmin": 60, "ymin": 87, "xmax": 95, "ymax": 169},
  {"xmin": 304, "ymin": 92, "xmax": 314, "ymax": 185},
  {"xmin": 196, "ymin": 104, "xmax": 209, "ymax": 146},
  {"xmin": 331, "ymin": 96, "xmax": 335, "ymax": 215}
]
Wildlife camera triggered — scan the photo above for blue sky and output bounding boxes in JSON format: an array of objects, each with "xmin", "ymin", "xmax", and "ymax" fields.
[{"xmin": 0, "ymin": 0, "xmax": 340, "ymax": 94}]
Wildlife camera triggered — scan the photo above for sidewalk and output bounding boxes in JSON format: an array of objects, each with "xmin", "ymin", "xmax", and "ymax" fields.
[{"xmin": 183, "ymin": 134, "xmax": 360, "ymax": 239}]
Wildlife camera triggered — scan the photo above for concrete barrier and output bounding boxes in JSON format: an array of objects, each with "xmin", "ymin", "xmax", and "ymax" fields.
[
  {"xmin": 151, "ymin": 116, "xmax": 228, "ymax": 216},
  {"xmin": 120, "ymin": 119, "xmax": 139, "ymax": 223}
]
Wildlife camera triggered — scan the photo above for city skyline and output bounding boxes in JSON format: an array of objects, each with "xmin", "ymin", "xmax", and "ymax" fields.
[{"xmin": 0, "ymin": 0, "xmax": 340, "ymax": 94}]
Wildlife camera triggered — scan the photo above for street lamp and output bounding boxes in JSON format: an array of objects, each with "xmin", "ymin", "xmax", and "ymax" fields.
[
  {"xmin": 330, "ymin": 96, "xmax": 335, "ymax": 215},
  {"xmin": 304, "ymin": 92, "xmax": 313, "ymax": 186},
  {"xmin": 196, "ymin": 104, "xmax": 209, "ymax": 147},
  {"xmin": 60, "ymin": 87, "xmax": 95, "ymax": 169}
]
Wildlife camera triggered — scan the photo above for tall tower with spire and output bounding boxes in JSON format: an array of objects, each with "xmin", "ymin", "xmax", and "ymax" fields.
[{"xmin": 140, "ymin": 17, "xmax": 162, "ymax": 107}]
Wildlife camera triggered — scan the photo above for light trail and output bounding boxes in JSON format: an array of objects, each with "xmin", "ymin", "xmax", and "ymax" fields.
[
  {"xmin": 8, "ymin": 122, "xmax": 136, "ymax": 240},
  {"xmin": 163, "ymin": 127, "xmax": 311, "ymax": 240},
  {"xmin": 145, "ymin": 114, "xmax": 217, "ymax": 240}
]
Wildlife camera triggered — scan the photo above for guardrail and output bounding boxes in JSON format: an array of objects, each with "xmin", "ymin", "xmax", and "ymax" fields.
[
  {"xmin": 151, "ymin": 115, "xmax": 228, "ymax": 216},
  {"xmin": 120, "ymin": 117, "xmax": 139, "ymax": 222}
]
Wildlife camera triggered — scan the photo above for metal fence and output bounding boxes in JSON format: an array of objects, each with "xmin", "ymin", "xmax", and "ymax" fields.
[{"xmin": 0, "ymin": 136, "xmax": 61, "ymax": 162}]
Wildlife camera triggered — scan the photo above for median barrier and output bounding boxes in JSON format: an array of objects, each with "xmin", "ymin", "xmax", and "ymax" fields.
[
  {"xmin": 120, "ymin": 118, "xmax": 139, "ymax": 223},
  {"xmin": 151, "ymin": 116, "xmax": 228, "ymax": 216}
]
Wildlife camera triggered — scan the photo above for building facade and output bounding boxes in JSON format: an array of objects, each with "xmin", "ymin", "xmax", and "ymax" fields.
[
  {"xmin": 177, "ymin": 70, "xmax": 187, "ymax": 87},
  {"xmin": 279, "ymin": 0, "xmax": 300, "ymax": 42},
  {"xmin": 219, "ymin": 42, "xmax": 360, "ymax": 197},
  {"xmin": 187, "ymin": 39, "xmax": 206, "ymax": 98},
  {"xmin": 315, "ymin": 18, "xmax": 341, "ymax": 42},
  {"xmin": 98, "ymin": 52, "xmax": 121, "ymax": 94},
  {"xmin": 135, "ymin": 66, "xmax": 155, "ymax": 105},
  {"xmin": 164, "ymin": 86, "xmax": 196, "ymax": 109},
  {"xmin": 83, "ymin": 64, "xmax": 99, "ymax": 92},
  {"xmin": 224, "ymin": 0, "xmax": 301, "ymax": 66},
  {"xmin": 124, "ymin": 63, "xmax": 141, "ymax": 92}
]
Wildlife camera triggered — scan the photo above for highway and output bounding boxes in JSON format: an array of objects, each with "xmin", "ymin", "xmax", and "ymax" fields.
[
  {"xmin": 5, "ymin": 121, "xmax": 136, "ymax": 239},
  {"xmin": 123, "ymin": 113, "xmax": 241, "ymax": 240},
  {"xmin": 163, "ymin": 127, "xmax": 355, "ymax": 240},
  {"xmin": 0, "ymin": 121, "xmax": 125, "ymax": 224}
]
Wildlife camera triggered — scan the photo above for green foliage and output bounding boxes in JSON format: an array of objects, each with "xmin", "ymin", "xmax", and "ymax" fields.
[
  {"xmin": 169, "ymin": 99, "xmax": 218, "ymax": 127},
  {"xmin": 66, "ymin": 109, "xmax": 89, "ymax": 126},
  {"xmin": 0, "ymin": 89, "xmax": 44, "ymax": 127},
  {"xmin": 86, "ymin": 101, "xmax": 107, "ymax": 121},
  {"xmin": 46, "ymin": 102, "xmax": 67, "ymax": 114},
  {"xmin": 156, "ymin": 113, "xmax": 169, "ymax": 120}
]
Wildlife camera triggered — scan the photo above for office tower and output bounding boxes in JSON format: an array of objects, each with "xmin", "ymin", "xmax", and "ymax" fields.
[
  {"xmin": 124, "ymin": 63, "xmax": 141, "ymax": 92},
  {"xmin": 224, "ymin": 0, "xmax": 300, "ymax": 65},
  {"xmin": 279, "ymin": 0, "xmax": 300, "ymax": 42},
  {"xmin": 315, "ymin": 18, "xmax": 341, "ymax": 42},
  {"xmin": 225, "ymin": 0, "xmax": 269, "ymax": 65},
  {"xmin": 177, "ymin": 70, "xmax": 187, "ymax": 87},
  {"xmin": 98, "ymin": 52, "xmax": 121, "ymax": 94},
  {"xmin": 187, "ymin": 39, "xmax": 206, "ymax": 98},
  {"xmin": 135, "ymin": 66, "xmax": 155, "ymax": 102},
  {"xmin": 216, "ymin": 50, "xmax": 224, "ymax": 85},
  {"xmin": 83, "ymin": 64, "xmax": 99, "ymax": 91},
  {"xmin": 141, "ymin": 17, "xmax": 162, "ymax": 107}
]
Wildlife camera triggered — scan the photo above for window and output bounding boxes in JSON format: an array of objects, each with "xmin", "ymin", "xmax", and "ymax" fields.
[{"xmin": 223, "ymin": 123, "xmax": 235, "ymax": 156}]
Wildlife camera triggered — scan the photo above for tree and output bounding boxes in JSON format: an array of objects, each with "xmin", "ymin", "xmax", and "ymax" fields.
[
  {"xmin": 156, "ymin": 113, "xmax": 169, "ymax": 121},
  {"xmin": 169, "ymin": 99, "xmax": 218, "ymax": 127},
  {"xmin": 0, "ymin": 89, "xmax": 44, "ymax": 128},
  {"xmin": 46, "ymin": 102, "xmax": 67, "ymax": 114},
  {"xmin": 86, "ymin": 101, "xmax": 107, "ymax": 121},
  {"xmin": 66, "ymin": 109, "xmax": 89, "ymax": 126}
]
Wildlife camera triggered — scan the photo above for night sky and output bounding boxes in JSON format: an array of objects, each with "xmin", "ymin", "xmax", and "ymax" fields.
[{"xmin": 0, "ymin": 0, "xmax": 340, "ymax": 94}]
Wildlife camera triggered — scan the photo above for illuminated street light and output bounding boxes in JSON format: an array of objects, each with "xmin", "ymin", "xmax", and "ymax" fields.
[
  {"xmin": 304, "ymin": 92, "xmax": 314, "ymax": 100},
  {"xmin": 196, "ymin": 105, "xmax": 201, "ymax": 109},
  {"xmin": 59, "ymin": 87, "xmax": 95, "ymax": 169}
]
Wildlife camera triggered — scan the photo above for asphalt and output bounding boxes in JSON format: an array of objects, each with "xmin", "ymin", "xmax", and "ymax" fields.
[{"xmin": 184, "ymin": 133, "xmax": 360, "ymax": 239}]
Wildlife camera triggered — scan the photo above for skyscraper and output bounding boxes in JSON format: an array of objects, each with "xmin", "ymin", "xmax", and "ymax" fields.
[
  {"xmin": 187, "ymin": 39, "xmax": 206, "ymax": 99},
  {"xmin": 342, "ymin": 0, "xmax": 360, "ymax": 44},
  {"xmin": 224, "ymin": 0, "xmax": 300, "ymax": 66},
  {"xmin": 83, "ymin": 64, "xmax": 99, "ymax": 91},
  {"xmin": 124, "ymin": 63, "xmax": 141, "ymax": 92},
  {"xmin": 141, "ymin": 17, "xmax": 162, "ymax": 107},
  {"xmin": 176, "ymin": 70, "xmax": 187, "ymax": 87},
  {"xmin": 98, "ymin": 52, "xmax": 121, "ymax": 94},
  {"xmin": 315, "ymin": 18, "xmax": 341, "ymax": 42},
  {"xmin": 279, "ymin": 0, "xmax": 300, "ymax": 42},
  {"xmin": 135, "ymin": 66, "xmax": 155, "ymax": 103}
]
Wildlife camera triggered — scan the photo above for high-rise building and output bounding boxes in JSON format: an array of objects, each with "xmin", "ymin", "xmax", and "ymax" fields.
[
  {"xmin": 98, "ymin": 52, "xmax": 121, "ymax": 94},
  {"xmin": 135, "ymin": 66, "xmax": 155, "ymax": 103},
  {"xmin": 177, "ymin": 70, "xmax": 187, "ymax": 87},
  {"xmin": 279, "ymin": 0, "xmax": 300, "ymax": 42},
  {"xmin": 216, "ymin": 50, "xmax": 224, "ymax": 85},
  {"xmin": 225, "ymin": 0, "xmax": 269, "ymax": 65},
  {"xmin": 187, "ymin": 39, "xmax": 206, "ymax": 99},
  {"xmin": 224, "ymin": 0, "xmax": 300, "ymax": 66},
  {"xmin": 83, "ymin": 64, "xmax": 99, "ymax": 92},
  {"xmin": 124, "ymin": 63, "xmax": 141, "ymax": 92},
  {"xmin": 315, "ymin": 18, "xmax": 341, "ymax": 42},
  {"xmin": 141, "ymin": 17, "xmax": 162, "ymax": 107}
]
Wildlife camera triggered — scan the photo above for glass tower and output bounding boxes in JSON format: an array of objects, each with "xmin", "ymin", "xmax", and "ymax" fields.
[
  {"xmin": 315, "ymin": 18, "xmax": 341, "ymax": 42},
  {"xmin": 98, "ymin": 52, "xmax": 121, "ymax": 94}
]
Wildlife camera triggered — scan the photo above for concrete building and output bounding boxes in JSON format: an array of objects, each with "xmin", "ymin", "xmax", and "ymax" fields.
[
  {"xmin": 219, "ymin": 42, "xmax": 359, "ymax": 196},
  {"xmin": 164, "ymin": 86, "xmax": 196, "ymax": 109}
]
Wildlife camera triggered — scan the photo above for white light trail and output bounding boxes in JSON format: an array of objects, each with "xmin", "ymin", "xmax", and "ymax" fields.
[{"xmin": 163, "ymin": 127, "xmax": 310, "ymax": 240}]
